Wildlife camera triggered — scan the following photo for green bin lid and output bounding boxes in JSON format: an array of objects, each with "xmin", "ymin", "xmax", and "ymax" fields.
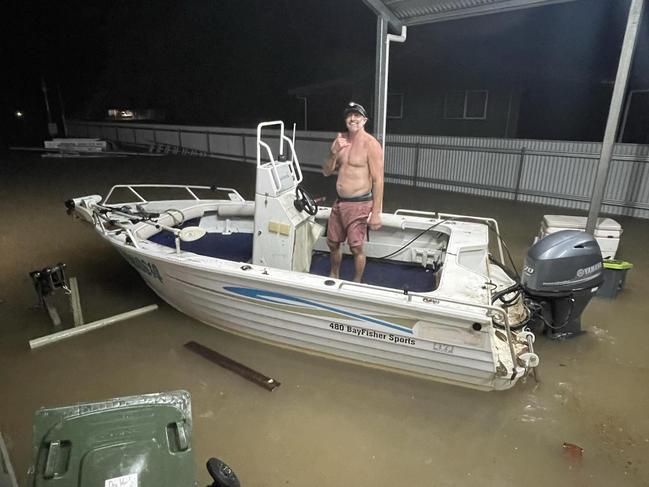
[
  {"xmin": 27, "ymin": 391, "xmax": 197, "ymax": 487},
  {"xmin": 603, "ymin": 260, "xmax": 633, "ymax": 270}
]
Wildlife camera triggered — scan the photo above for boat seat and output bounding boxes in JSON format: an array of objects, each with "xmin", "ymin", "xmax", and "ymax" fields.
[{"xmin": 217, "ymin": 203, "xmax": 254, "ymax": 217}]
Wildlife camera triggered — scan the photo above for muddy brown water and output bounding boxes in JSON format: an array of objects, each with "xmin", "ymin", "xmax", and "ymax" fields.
[{"xmin": 1, "ymin": 152, "xmax": 648, "ymax": 486}]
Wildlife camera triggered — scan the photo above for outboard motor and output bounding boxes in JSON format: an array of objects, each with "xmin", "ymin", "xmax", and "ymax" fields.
[{"xmin": 521, "ymin": 230, "xmax": 603, "ymax": 339}]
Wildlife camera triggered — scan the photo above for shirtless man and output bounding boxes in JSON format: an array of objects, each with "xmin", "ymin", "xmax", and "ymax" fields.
[{"xmin": 322, "ymin": 102, "xmax": 384, "ymax": 282}]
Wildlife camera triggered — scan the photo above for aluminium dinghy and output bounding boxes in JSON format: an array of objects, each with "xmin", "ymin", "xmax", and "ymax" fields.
[{"xmin": 66, "ymin": 121, "xmax": 543, "ymax": 391}]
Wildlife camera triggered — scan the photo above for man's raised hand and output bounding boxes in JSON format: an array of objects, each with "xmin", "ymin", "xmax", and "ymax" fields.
[{"xmin": 330, "ymin": 133, "xmax": 350, "ymax": 155}]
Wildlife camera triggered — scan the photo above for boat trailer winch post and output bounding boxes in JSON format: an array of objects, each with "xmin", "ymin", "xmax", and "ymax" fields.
[
  {"xmin": 30, "ymin": 264, "xmax": 83, "ymax": 327},
  {"xmin": 28, "ymin": 263, "xmax": 158, "ymax": 350}
]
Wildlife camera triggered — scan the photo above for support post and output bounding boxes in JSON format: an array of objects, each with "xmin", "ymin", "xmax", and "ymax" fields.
[
  {"xmin": 586, "ymin": 0, "xmax": 644, "ymax": 235},
  {"xmin": 413, "ymin": 143, "xmax": 420, "ymax": 188},
  {"xmin": 69, "ymin": 277, "xmax": 84, "ymax": 326},
  {"xmin": 242, "ymin": 133, "xmax": 247, "ymax": 162},
  {"xmin": 41, "ymin": 77, "xmax": 56, "ymax": 137},
  {"xmin": 373, "ymin": 16, "xmax": 389, "ymax": 147},
  {"xmin": 374, "ymin": 19, "xmax": 407, "ymax": 150},
  {"xmin": 0, "ymin": 432, "xmax": 19, "ymax": 487},
  {"xmin": 296, "ymin": 95, "xmax": 308, "ymax": 131},
  {"xmin": 57, "ymin": 84, "xmax": 67, "ymax": 138},
  {"xmin": 514, "ymin": 147, "xmax": 526, "ymax": 202},
  {"xmin": 45, "ymin": 299, "xmax": 62, "ymax": 327}
]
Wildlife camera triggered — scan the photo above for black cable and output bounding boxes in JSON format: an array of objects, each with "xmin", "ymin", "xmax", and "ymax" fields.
[
  {"xmin": 491, "ymin": 283, "xmax": 521, "ymax": 303},
  {"xmin": 491, "ymin": 283, "xmax": 523, "ymax": 311},
  {"xmin": 500, "ymin": 291, "xmax": 522, "ymax": 308},
  {"xmin": 486, "ymin": 225, "xmax": 520, "ymax": 281},
  {"xmin": 484, "ymin": 281, "xmax": 498, "ymax": 291},
  {"xmin": 376, "ymin": 220, "xmax": 448, "ymax": 260},
  {"xmin": 526, "ymin": 296, "xmax": 575, "ymax": 331}
]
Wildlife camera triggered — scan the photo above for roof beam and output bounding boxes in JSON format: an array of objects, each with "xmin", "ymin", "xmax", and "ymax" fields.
[
  {"xmin": 400, "ymin": 0, "xmax": 580, "ymax": 26},
  {"xmin": 362, "ymin": 0, "xmax": 404, "ymax": 34}
]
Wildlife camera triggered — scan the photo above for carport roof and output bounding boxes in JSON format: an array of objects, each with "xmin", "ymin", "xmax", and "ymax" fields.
[{"xmin": 362, "ymin": 0, "xmax": 579, "ymax": 32}]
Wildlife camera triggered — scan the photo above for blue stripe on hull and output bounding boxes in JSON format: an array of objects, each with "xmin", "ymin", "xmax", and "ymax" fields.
[{"xmin": 224, "ymin": 286, "xmax": 413, "ymax": 334}]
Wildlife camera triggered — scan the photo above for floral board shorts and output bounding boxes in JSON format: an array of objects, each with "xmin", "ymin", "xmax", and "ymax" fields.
[{"xmin": 326, "ymin": 199, "xmax": 373, "ymax": 248}]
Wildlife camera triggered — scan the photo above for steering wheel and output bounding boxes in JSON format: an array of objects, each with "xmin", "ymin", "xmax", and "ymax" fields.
[{"xmin": 294, "ymin": 185, "xmax": 318, "ymax": 216}]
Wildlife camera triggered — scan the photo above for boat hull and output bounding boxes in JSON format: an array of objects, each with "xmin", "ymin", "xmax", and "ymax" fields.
[{"xmin": 114, "ymin": 243, "xmax": 523, "ymax": 391}]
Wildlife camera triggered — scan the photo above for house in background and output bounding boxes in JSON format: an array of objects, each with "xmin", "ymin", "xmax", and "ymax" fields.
[
  {"xmin": 288, "ymin": 0, "xmax": 648, "ymax": 143},
  {"xmin": 288, "ymin": 66, "xmax": 522, "ymax": 138}
]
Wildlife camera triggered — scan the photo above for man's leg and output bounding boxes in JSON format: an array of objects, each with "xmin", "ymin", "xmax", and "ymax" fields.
[
  {"xmin": 327, "ymin": 240, "xmax": 342, "ymax": 278},
  {"xmin": 350, "ymin": 245, "xmax": 366, "ymax": 283}
]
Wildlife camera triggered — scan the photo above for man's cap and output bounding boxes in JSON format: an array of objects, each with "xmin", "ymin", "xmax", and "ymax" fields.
[{"xmin": 343, "ymin": 102, "xmax": 368, "ymax": 119}]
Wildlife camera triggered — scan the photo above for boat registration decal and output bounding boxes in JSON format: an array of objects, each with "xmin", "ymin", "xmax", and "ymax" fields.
[
  {"xmin": 329, "ymin": 322, "xmax": 416, "ymax": 346},
  {"xmin": 122, "ymin": 253, "xmax": 163, "ymax": 283},
  {"xmin": 224, "ymin": 286, "xmax": 413, "ymax": 334}
]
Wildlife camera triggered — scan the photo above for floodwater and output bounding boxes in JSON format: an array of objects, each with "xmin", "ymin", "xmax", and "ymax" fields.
[{"xmin": 1, "ymin": 152, "xmax": 648, "ymax": 487}]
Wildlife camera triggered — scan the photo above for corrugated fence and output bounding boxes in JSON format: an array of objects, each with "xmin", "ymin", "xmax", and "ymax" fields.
[{"xmin": 68, "ymin": 120, "xmax": 649, "ymax": 219}]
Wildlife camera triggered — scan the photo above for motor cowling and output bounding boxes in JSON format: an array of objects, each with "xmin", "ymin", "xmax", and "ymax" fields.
[{"xmin": 521, "ymin": 230, "xmax": 603, "ymax": 339}]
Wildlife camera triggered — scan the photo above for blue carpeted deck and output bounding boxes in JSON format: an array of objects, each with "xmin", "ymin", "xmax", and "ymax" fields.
[
  {"xmin": 148, "ymin": 218, "xmax": 253, "ymax": 262},
  {"xmin": 309, "ymin": 251, "xmax": 436, "ymax": 292},
  {"xmin": 148, "ymin": 220, "xmax": 436, "ymax": 291}
]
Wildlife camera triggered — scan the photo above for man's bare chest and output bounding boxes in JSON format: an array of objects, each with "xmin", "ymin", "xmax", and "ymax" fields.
[{"xmin": 339, "ymin": 145, "xmax": 368, "ymax": 168}]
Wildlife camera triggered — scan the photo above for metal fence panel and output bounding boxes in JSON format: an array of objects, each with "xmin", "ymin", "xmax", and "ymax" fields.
[{"xmin": 66, "ymin": 120, "xmax": 649, "ymax": 219}]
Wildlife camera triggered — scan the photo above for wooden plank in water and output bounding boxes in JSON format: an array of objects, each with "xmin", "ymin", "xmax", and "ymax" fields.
[{"xmin": 184, "ymin": 341, "xmax": 281, "ymax": 392}]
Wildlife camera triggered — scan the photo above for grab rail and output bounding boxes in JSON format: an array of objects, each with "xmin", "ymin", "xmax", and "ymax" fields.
[
  {"xmin": 394, "ymin": 209, "xmax": 437, "ymax": 219},
  {"xmin": 256, "ymin": 121, "xmax": 303, "ymax": 193},
  {"xmin": 104, "ymin": 184, "xmax": 244, "ymax": 205},
  {"xmin": 256, "ymin": 121, "xmax": 285, "ymax": 165}
]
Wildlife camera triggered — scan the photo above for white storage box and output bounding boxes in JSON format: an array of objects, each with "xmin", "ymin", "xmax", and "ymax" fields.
[{"xmin": 538, "ymin": 214, "xmax": 622, "ymax": 260}]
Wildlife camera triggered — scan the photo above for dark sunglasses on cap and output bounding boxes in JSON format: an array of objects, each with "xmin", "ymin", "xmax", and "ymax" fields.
[{"xmin": 343, "ymin": 102, "xmax": 368, "ymax": 119}]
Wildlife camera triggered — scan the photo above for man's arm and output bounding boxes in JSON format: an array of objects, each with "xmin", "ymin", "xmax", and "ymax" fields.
[
  {"xmin": 367, "ymin": 138, "xmax": 384, "ymax": 230},
  {"xmin": 322, "ymin": 151, "xmax": 338, "ymax": 177},
  {"xmin": 322, "ymin": 133, "xmax": 348, "ymax": 176}
]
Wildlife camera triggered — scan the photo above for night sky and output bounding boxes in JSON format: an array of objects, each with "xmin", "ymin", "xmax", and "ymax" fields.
[
  {"xmin": 2, "ymin": 0, "xmax": 375, "ymax": 138},
  {"xmin": 2, "ymin": 0, "xmax": 647, "ymax": 145}
]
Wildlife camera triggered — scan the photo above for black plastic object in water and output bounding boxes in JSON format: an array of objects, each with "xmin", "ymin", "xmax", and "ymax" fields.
[{"xmin": 207, "ymin": 458, "xmax": 240, "ymax": 487}]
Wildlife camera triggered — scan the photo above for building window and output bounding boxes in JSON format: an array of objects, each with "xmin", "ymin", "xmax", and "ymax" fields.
[
  {"xmin": 444, "ymin": 90, "xmax": 488, "ymax": 120},
  {"xmin": 387, "ymin": 93, "xmax": 404, "ymax": 119}
]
